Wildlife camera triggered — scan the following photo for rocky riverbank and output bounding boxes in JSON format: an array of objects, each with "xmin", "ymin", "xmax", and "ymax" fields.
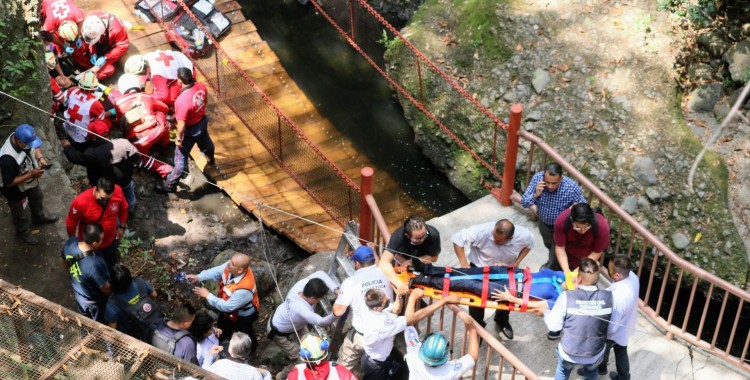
[{"xmin": 384, "ymin": 0, "xmax": 748, "ymax": 287}]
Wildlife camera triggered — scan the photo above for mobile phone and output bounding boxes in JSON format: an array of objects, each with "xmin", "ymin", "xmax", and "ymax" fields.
[{"xmin": 41, "ymin": 163, "xmax": 52, "ymax": 170}]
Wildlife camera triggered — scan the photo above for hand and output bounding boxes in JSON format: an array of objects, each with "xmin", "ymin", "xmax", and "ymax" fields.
[
  {"xmin": 185, "ymin": 274, "xmax": 200, "ymax": 283},
  {"xmin": 192, "ymin": 287, "xmax": 210, "ymax": 298},
  {"xmin": 64, "ymin": 45, "xmax": 74, "ymax": 54},
  {"xmin": 534, "ymin": 180, "xmax": 546, "ymax": 198},
  {"xmin": 116, "ymin": 226, "xmax": 125, "ymax": 240},
  {"xmin": 38, "ymin": 157, "xmax": 49, "ymax": 167},
  {"xmin": 491, "ymin": 286, "xmax": 513, "ymax": 302},
  {"xmin": 208, "ymin": 345, "xmax": 223, "ymax": 356},
  {"xmin": 212, "ymin": 327, "xmax": 223, "ymax": 337},
  {"xmin": 395, "ymin": 281, "xmax": 409, "ymax": 296},
  {"xmin": 175, "ymin": 137, "xmax": 183, "ymax": 148},
  {"xmin": 60, "ymin": 138, "xmax": 70, "ymax": 148},
  {"xmin": 75, "ymin": 37, "xmax": 82, "ymax": 48},
  {"xmin": 94, "ymin": 56, "xmax": 107, "ymax": 68},
  {"xmin": 30, "ymin": 168, "xmax": 45, "ymax": 178},
  {"xmin": 409, "ymin": 288, "xmax": 425, "ymax": 299},
  {"xmin": 333, "ymin": 288, "xmax": 341, "ymax": 296},
  {"xmin": 90, "ymin": 54, "xmax": 98, "ymax": 65},
  {"xmin": 108, "ymin": 108, "xmax": 117, "ymax": 117},
  {"xmin": 443, "ymin": 294, "xmax": 460, "ymax": 304}
]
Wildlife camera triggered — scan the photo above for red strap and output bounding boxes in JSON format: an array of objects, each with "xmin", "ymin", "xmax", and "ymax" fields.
[
  {"xmin": 442, "ymin": 267, "xmax": 452, "ymax": 298},
  {"xmin": 507, "ymin": 266, "xmax": 516, "ymax": 311},
  {"xmin": 520, "ymin": 267, "xmax": 533, "ymax": 312},
  {"xmin": 480, "ymin": 266, "xmax": 490, "ymax": 308}
]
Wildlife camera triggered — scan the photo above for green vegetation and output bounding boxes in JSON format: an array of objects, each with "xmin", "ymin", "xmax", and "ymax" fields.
[
  {"xmin": 454, "ymin": 0, "xmax": 512, "ymax": 63},
  {"xmin": 657, "ymin": 0, "xmax": 717, "ymax": 27},
  {"xmin": 0, "ymin": 20, "xmax": 42, "ymax": 99}
]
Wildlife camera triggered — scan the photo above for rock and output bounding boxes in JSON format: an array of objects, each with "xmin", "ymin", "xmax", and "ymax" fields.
[
  {"xmin": 525, "ymin": 110, "xmax": 542, "ymax": 121},
  {"xmin": 631, "ymin": 156, "xmax": 657, "ymax": 185},
  {"xmin": 503, "ymin": 90, "xmax": 517, "ymax": 102},
  {"xmin": 697, "ymin": 31, "xmax": 731, "ymax": 58},
  {"xmin": 637, "ymin": 197, "xmax": 650, "ymax": 210},
  {"xmin": 620, "ymin": 195, "xmax": 638, "ymax": 214},
  {"xmin": 713, "ymin": 98, "xmax": 731, "ymax": 121},
  {"xmin": 646, "ymin": 187, "xmax": 661, "ymax": 203},
  {"xmin": 722, "ymin": 40, "xmax": 750, "ymax": 82},
  {"xmin": 687, "ymin": 63, "xmax": 713, "ymax": 81},
  {"xmin": 532, "ymin": 69, "xmax": 551, "ymax": 94},
  {"xmin": 672, "ymin": 232, "xmax": 690, "ymax": 250},
  {"xmin": 728, "ymin": 87, "xmax": 750, "ymax": 109},
  {"xmin": 687, "ymin": 83, "xmax": 722, "ymax": 113}
]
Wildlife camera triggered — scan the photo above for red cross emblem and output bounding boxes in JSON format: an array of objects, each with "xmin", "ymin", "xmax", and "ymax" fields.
[
  {"xmin": 155, "ymin": 52, "xmax": 175, "ymax": 67},
  {"xmin": 67, "ymin": 104, "xmax": 83, "ymax": 124}
]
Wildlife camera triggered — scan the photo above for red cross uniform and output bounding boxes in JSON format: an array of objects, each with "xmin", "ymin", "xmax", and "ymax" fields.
[
  {"xmin": 63, "ymin": 87, "xmax": 110, "ymax": 143},
  {"xmin": 41, "ymin": 0, "xmax": 84, "ymax": 34},
  {"xmin": 144, "ymin": 50, "xmax": 193, "ymax": 106},
  {"xmin": 86, "ymin": 12, "xmax": 130, "ymax": 80},
  {"xmin": 174, "ymin": 82, "xmax": 208, "ymax": 127}
]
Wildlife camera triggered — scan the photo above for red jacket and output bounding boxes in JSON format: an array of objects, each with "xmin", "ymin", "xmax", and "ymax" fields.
[
  {"xmin": 287, "ymin": 362, "xmax": 357, "ymax": 380},
  {"xmin": 41, "ymin": 0, "xmax": 84, "ymax": 34},
  {"xmin": 87, "ymin": 12, "xmax": 130, "ymax": 72},
  {"xmin": 114, "ymin": 91, "xmax": 169, "ymax": 137},
  {"xmin": 66, "ymin": 186, "xmax": 128, "ymax": 249}
]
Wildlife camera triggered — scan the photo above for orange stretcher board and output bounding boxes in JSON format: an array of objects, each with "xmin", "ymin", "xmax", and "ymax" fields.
[{"xmin": 395, "ymin": 266, "xmax": 544, "ymax": 313}]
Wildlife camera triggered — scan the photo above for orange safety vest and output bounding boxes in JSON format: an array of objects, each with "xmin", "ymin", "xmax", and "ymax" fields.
[{"xmin": 217, "ymin": 266, "xmax": 260, "ymax": 322}]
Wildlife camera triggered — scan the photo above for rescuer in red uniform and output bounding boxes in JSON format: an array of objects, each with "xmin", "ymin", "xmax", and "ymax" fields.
[
  {"xmin": 80, "ymin": 12, "xmax": 130, "ymax": 80},
  {"xmin": 39, "ymin": 0, "xmax": 85, "ymax": 49},
  {"xmin": 124, "ymin": 51, "xmax": 195, "ymax": 108}
]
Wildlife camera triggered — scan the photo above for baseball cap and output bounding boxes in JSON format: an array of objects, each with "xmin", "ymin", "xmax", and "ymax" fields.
[
  {"xmin": 87, "ymin": 121, "xmax": 110, "ymax": 140},
  {"xmin": 350, "ymin": 246, "xmax": 375, "ymax": 262},
  {"xmin": 14, "ymin": 124, "xmax": 42, "ymax": 149}
]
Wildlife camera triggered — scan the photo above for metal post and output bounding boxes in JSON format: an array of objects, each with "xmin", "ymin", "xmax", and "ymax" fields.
[
  {"xmin": 359, "ymin": 167, "xmax": 374, "ymax": 245},
  {"xmin": 215, "ymin": 51, "xmax": 222, "ymax": 99},
  {"xmin": 349, "ymin": 0, "xmax": 356, "ymax": 41},
  {"xmin": 277, "ymin": 115, "xmax": 283, "ymax": 162},
  {"xmin": 499, "ymin": 104, "xmax": 522, "ymax": 206},
  {"xmin": 416, "ymin": 59, "xmax": 425, "ymax": 105}
]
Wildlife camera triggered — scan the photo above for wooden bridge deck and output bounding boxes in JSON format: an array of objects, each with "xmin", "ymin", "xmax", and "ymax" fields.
[{"xmin": 79, "ymin": 0, "xmax": 431, "ymax": 253}]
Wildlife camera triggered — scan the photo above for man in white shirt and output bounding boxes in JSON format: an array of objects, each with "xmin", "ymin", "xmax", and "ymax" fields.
[
  {"xmin": 360, "ymin": 288, "xmax": 459, "ymax": 380},
  {"xmin": 452, "ymin": 219, "xmax": 535, "ymax": 339},
  {"xmin": 268, "ymin": 271, "xmax": 340, "ymax": 360},
  {"xmin": 596, "ymin": 254, "xmax": 639, "ymax": 380},
  {"xmin": 404, "ymin": 307, "xmax": 479, "ymax": 380},
  {"xmin": 333, "ymin": 246, "xmax": 394, "ymax": 371}
]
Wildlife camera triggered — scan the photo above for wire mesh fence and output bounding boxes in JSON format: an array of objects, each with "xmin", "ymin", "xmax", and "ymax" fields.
[{"xmin": 0, "ymin": 279, "xmax": 220, "ymax": 379}]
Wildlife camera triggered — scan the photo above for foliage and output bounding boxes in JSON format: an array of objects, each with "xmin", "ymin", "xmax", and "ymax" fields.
[
  {"xmin": 657, "ymin": 0, "xmax": 717, "ymax": 27},
  {"xmin": 376, "ymin": 29, "xmax": 402, "ymax": 50},
  {"xmin": 0, "ymin": 20, "xmax": 42, "ymax": 99},
  {"xmin": 454, "ymin": 0, "xmax": 512, "ymax": 63}
]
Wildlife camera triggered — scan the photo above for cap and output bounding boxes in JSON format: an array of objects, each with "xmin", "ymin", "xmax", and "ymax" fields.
[
  {"xmin": 350, "ymin": 246, "xmax": 375, "ymax": 262},
  {"xmin": 87, "ymin": 121, "xmax": 110, "ymax": 140},
  {"xmin": 14, "ymin": 124, "xmax": 42, "ymax": 149}
]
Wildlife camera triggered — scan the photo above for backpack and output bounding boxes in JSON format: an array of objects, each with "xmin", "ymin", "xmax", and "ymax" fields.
[
  {"xmin": 108, "ymin": 280, "xmax": 164, "ymax": 342},
  {"xmin": 152, "ymin": 323, "xmax": 192, "ymax": 355}
]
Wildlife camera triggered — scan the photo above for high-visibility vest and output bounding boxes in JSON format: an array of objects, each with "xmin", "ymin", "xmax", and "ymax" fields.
[{"xmin": 218, "ymin": 266, "xmax": 260, "ymax": 321}]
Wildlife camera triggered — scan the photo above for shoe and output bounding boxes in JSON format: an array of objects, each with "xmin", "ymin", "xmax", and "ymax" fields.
[
  {"xmin": 576, "ymin": 367, "xmax": 608, "ymax": 376},
  {"xmin": 154, "ymin": 183, "xmax": 175, "ymax": 194},
  {"xmin": 32, "ymin": 214, "xmax": 59, "ymax": 224},
  {"xmin": 499, "ymin": 324, "xmax": 514, "ymax": 340},
  {"xmin": 17, "ymin": 232, "xmax": 39, "ymax": 245},
  {"xmin": 547, "ymin": 330, "xmax": 561, "ymax": 340},
  {"xmin": 609, "ymin": 371, "xmax": 620, "ymax": 380}
]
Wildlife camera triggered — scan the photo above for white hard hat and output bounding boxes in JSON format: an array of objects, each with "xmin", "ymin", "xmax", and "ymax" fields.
[
  {"xmin": 124, "ymin": 55, "xmax": 146, "ymax": 75},
  {"xmin": 44, "ymin": 52, "xmax": 57, "ymax": 70},
  {"xmin": 78, "ymin": 70, "xmax": 99, "ymax": 91},
  {"xmin": 117, "ymin": 73, "xmax": 142, "ymax": 93},
  {"xmin": 81, "ymin": 15, "xmax": 105, "ymax": 45},
  {"xmin": 58, "ymin": 20, "xmax": 79, "ymax": 42}
]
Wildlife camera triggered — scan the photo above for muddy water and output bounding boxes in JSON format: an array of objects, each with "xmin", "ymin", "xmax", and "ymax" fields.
[{"xmin": 240, "ymin": 0, "xmax": 469, "ymax": 215}]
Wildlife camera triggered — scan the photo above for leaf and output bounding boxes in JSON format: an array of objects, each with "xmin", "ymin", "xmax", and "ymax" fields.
[{"xmin": 694, "ymin": 232, "xmax": 702, "ymax": 242}]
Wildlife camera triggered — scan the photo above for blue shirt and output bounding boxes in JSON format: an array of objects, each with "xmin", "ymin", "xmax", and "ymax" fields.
[
  {"xmin": 105, "ymin": 278, "xmax": 154, "ymax": 335},
  {"xmin": 61, "ymin": 237, "xmax": 110, "ymax": 303},
  {"xmin": 520, "ymin": 172, "xmax": 587, "ymax": 225},
  {"xmin": 154, "ymin": 318, "xmax": 197, "ymax": 364}
]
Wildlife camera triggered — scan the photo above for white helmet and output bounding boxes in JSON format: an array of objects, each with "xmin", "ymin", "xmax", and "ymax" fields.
[
  {"xmin": 58, "ymin": 20, "xmax": 79, "ymax": 42},
  {"xmin": 118, "ymin": 73, "xmax": 142, "ymax": 94},
  {"xmin": 81, "ymin": 15, "xmax": 106, "ymax": 45},
  {"xmin": 44, "ymin": 52, "xmax": 57, "ymax": 70},
  {"xmin": 124, "ymin": 55, "xmax": 146, "ymax": 75},
  {"xmin": 78, "ymin": 70, "xmax": 99, "ymax": 91}
]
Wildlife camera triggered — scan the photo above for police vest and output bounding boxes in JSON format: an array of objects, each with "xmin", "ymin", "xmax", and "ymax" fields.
[
  {"xmin": 293, "ymin": 362, "xmax": 341, "ymax": 380},
  {"xmin": 560, "ymin": 287, "xmax": 612, "ymax": 357},
  {"xmin": 0, "ymin": 135, "xmax": 38, "ymax": 191},
  {"xmin": 145, "ymin": 50, "xmax": 193, "ymax": 80},
  {"xmin": 218, "ymin": 266, "xmax": 260, "ymax": 322},
  {"xmin": 64, "ymin": 88, "xmax": 99, "ymax": 143}
]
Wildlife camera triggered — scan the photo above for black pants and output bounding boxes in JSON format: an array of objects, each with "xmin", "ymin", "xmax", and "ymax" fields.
[
  {"xmin": 601, "ymin": 339, "xmax": 630, "ymax": 380},
  {"xmin": 218, "ymin": 312, "xmax": 258, "ymax": 353},
  {"xmin": 361, "ymin": 351, "xmax": 391, "ymax": 380},
  {"xmin": 6, "ymin": 185, "xmax": 46, "ymax": 235},
  {"xmin": 538, "ymin": 221, "xmax": 561, "ymax": 271},
  {"xmin": 466, "ymin": 263, "xmax": 510, "ymax": 328}
]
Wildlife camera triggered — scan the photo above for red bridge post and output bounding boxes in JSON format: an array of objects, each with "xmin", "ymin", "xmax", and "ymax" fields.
[
  {"xmin": 359, "ymin": 167, "xmax": 374, "ymax": 244},
  {"xmin": 500, "ymin": 104, "xmax": 522, "ymax": 206}
]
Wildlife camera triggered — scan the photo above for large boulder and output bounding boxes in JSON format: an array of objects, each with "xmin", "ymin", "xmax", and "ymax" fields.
[
  {"xmin": 723, "ymin": 40, "xmax": 750, "ymax": 82},
  {"xmin": 630, "ymin": 156, "xmax": 657, "ymax": 185},
  {"xmin": 687, "ymin": 83, "xmax": 723, "ymax": 112},
  {"xmin": 697, "ymin": 30, "xmax": 731, "ymax": 58}
]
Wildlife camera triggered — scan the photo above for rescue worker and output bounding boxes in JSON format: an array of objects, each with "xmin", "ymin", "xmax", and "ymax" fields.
[
  {"xmin": 45, "ymin": 52, "xmax": 69, "ymax": 116},
  {"xmin": 0, "ymin": 124, "xmax": 59, "ymax": 245},
  {"xmin": 81, "ymin": 12, "xmax": 130, "ymax": 80},
  {"xmin": 62, "ymin": 70, "xmax": 111, "ymax": 149},
  {"xmin": 124, "ymin": 50, "xmax": 195, "ymax": 107},
  {"xmin": 114, "ymin": 73, "xmax": 174, "ymax": 179},
  {"xmin": 187, "ymin": 253, "xmax": 261, "ymax": 352},
  {"xmin": 39, "ymin": 0, "xmax": 85, "ymax": 52},
  {"xmin": 61, "ymin": 223, "xmax": 111, "ymax": 323},
  {"xmin": 287, "ymin": 333, "xmax": 358, "ymax": 380}
]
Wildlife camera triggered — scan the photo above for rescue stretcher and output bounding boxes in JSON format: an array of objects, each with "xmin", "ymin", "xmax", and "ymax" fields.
[{"xmin": 396, "ymin": 265, "xmax": 550, "ymax": 313}]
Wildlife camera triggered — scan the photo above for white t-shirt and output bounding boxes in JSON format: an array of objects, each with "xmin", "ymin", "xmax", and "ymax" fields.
[
  {"xmin": 361, "ymin": 308, "xmax": 407, "ymax": 361},
  {"xmin": 334, "ymin": 265, "xmax": 393, "ymax": 332},
  {"xmin": 207, "ymin": 359, "xmax": 271, "ymax": 380},
  {"xmin": 451, "ymin": 222, "xmax": 535, "ymax": 266},
  {"xmin": 607, "ymin": 271, "xmax": 640, "ymax": 346},
  {"xmin": 403, "ymin": 326, "xmax": 475, "ymax": 380},
  {"xmin": 272, "ymin": 271, "xmax": 338, "ymax": 333}
]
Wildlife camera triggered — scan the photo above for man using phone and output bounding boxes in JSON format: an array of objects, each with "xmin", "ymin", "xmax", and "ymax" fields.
[
  {"xmin": 0, "ymin": 124, "xmax": 59, "ymax": 245},
  {"xmin": 520, "ymin": 163, "xmax": 586, "ymax": 271}
]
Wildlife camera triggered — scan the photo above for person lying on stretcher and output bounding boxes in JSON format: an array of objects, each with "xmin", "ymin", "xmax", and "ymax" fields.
[{"xmin": 409, "ymin": 264, "xmax": 566, "ymax": 310}]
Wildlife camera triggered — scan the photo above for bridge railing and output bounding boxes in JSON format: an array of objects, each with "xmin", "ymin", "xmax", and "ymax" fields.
[
  {"xmin": 518, "ymin": 131, "xmax": 750, "ymax": 373},
  {"xmin": 147, "ymin": 0, "xmax": 361, "ymax": 227}
]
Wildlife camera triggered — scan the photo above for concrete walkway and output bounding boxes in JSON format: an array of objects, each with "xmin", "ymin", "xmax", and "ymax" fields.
[{"xmin": 424, "ymin": 195, "xmax": 747, "ymax": 379}]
